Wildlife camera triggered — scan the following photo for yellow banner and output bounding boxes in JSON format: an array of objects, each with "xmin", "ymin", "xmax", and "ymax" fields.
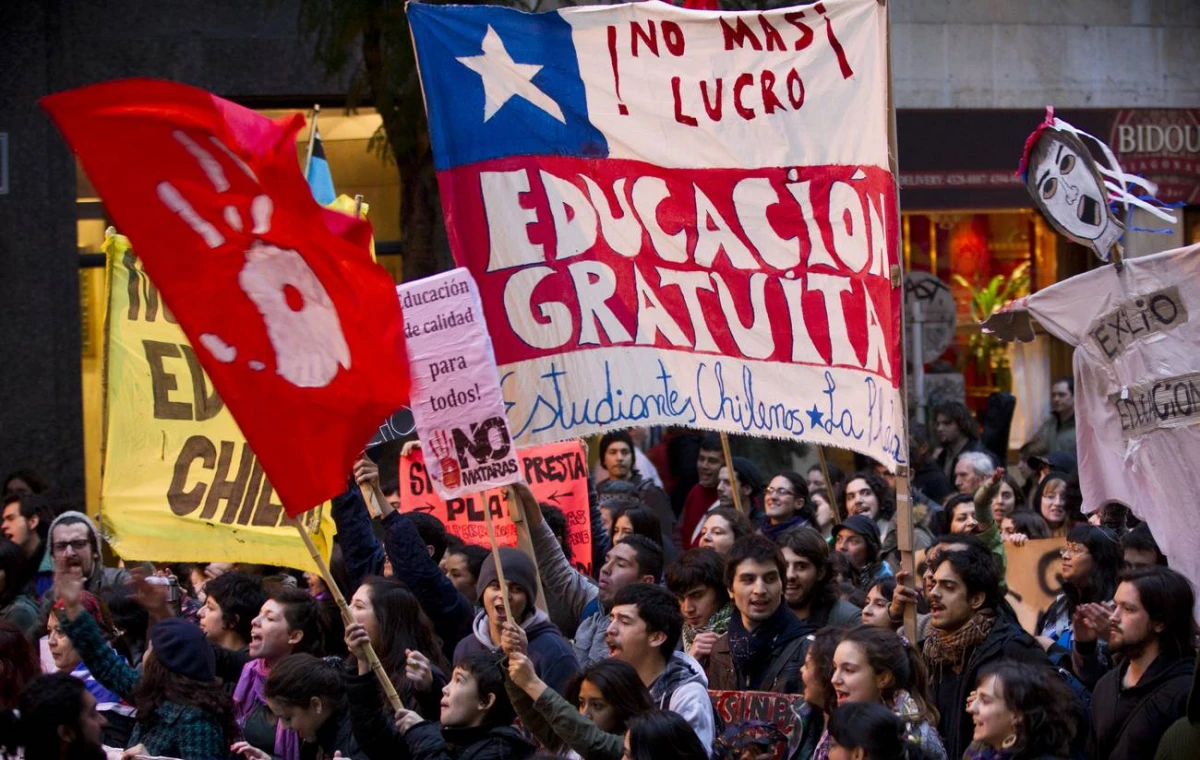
[{"xmin": 99, "ymin": 232, "xmax": 336, "ymax": 571}]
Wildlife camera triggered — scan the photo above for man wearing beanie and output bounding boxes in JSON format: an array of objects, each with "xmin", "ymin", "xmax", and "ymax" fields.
[
  {"xmin": 38, "ymin": 511, "xmax": 130, "ymax": 617},
  {"xmin": 833, "ymin": 514, "xmax": 893, "ymax": 593},
  {"xmin": 453, "ymin": 547, "xmax": 579, "ymax": 695},
  {"xmin": 53, "ymin": 569, "xmax": 231, "ymax": 758}
]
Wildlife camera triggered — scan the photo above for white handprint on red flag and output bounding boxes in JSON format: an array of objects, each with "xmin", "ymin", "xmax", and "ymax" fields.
[{"xmin": 155, "ymin": 129, "xmax": 352, "ymax": 389}]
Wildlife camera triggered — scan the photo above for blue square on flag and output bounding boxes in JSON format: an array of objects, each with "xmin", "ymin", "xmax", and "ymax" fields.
[{"xmin": 409, "ymin": 3, "xmax": 608, "ymax": 170}]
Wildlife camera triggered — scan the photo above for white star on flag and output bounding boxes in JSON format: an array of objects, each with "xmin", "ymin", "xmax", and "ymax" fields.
[{"xmin": 456, "ymin": 25, "xmax": 566, "ymax": 124}]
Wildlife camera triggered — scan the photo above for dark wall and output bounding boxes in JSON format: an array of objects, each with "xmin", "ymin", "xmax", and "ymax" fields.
[{"xmin": 0, "ymin": 1, "xmax": 349, "ymax": 500}]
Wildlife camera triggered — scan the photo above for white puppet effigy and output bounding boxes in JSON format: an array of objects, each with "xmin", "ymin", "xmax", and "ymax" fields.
[{"xmin": 985, "ymin": 108, "xmax": 1200, "ymax": 616}]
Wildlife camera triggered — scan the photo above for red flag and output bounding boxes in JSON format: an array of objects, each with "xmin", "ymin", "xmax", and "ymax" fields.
[{"xmin": 42, "ymin": 79, "xmax": 410, "ymax": 516}]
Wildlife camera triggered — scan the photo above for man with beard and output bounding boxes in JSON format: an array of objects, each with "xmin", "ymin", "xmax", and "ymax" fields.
[
  {"xmin": 922, "ymin": 542, "xmax": 1048, "ymax": 759},
  {"xmin": 1081, "ymin": 567, "xmax": 1195, "ymax": 760},
  {"xmin": 777, "ymin": 528, "xmax": 861, "ymax": 633},
  {"xmin": 38, "ymin": 512, "xmax": 129, "ymax": 619},
  {"xmin": 605, "ymin": 582, "xmax": 715, "ymax": 755},
  {"xmin": 1030, "ymin": 376, "xmax": 1077, "ymax": 456},
  {"xmin": 17, "ymin": 672, "xmax": 107, "ymax": 760},
  {"xmin": 705, "ymin": 535, "xmax": 807, "ymax": 694}
]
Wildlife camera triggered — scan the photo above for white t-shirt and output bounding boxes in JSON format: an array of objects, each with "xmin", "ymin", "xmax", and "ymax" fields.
[{"xmin": 1000, "ymin": 243, "xmax": 1200, "ymax": 616}]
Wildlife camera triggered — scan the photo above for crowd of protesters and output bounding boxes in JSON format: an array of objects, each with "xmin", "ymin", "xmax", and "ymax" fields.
[{"xmin": 2, "ymin": 380, "xmax": 1197, "ymax": 760}]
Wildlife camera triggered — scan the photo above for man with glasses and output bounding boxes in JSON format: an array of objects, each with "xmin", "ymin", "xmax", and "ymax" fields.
[{"xmin": 38, "ymin": 511, "xmax": 130, "ymax": 620}]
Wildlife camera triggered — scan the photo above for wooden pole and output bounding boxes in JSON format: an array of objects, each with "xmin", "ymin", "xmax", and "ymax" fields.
[
  {"xmin": 882, "ymin": 0, "xmax": 918, "ymax": 644},
  {"xmin": 293, "ymin": 520, "xmax": 402, "ymax": 711},
  {"xmin": 718, "ymin": 432, "xmax": 746, "ymax": 516},
  {"xmin": 507, "ymin": 485, "xmax": 547, "ymax": 612},
  {"xmin": 482, "ymin": 496, "xmax": 515, "ymax": 623},
  {"xmin": 303, "ymin": 104, "xmax": 321, "ymax": 176},
  {"xmin": 815, "ymin": 445, "xmax": 843, "ymax": 524}
]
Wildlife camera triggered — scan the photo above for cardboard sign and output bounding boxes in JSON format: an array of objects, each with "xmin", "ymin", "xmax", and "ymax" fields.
[
  {"xmin": 709, "ymin": 690, "xmax": 807, "ymax": 760},
  {"xmin": 400, "ymin": 440, "xmax": 593, "ymax": 575},
  {"xmin": 398, "ymin": 269, "xmax": 522, "ymax": 498},
  {"xmin": 409, "ymin": 0, "xmax": 907, "ymax": 470},
  {"xmin": 1003, "ymin": 537, "xmax": 1066, "ymax": 635},
  {"xmin": 98, "ymin": 234, "xmax": 335, "ymax": 572}
]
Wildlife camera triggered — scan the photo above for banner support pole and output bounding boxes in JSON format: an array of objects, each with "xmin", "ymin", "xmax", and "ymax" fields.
[
  {"xmin": 293, "ymin": 519, "xmax": 402, "ymax": 712},
  {"xmin": 482, "ymin": 495, "xmax": 515, "ymax": 623},
  {"xmin": 719, "ymin": 432, "xmax": 746, "ymax": 517},
  {"xmin": 883, "ymin": 0, "xmax": 918, "ymax": 645},
  {"xmin": 507, "ymin": 485, "xmax": 547, "ymax": 612},
  {"xmin": 816, "ymin": 446, "xmax": 843, "ymax": 524}
]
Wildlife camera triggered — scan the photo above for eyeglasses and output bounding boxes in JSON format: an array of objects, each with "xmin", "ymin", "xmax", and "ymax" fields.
[
  {"xmin": 1060, "ymin": 544, "xmax": 1089, "ymax": 559},
  {"xmin": 765, "ymin": 487, "xmax": 794, "ymax": 497},
  {"xmin": 52, "ymin": 539, "xmax": 91, "ymax": 556}
]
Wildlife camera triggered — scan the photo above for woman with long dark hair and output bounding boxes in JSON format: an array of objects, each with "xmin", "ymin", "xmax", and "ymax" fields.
[
  {"xmin": 824, "ymin": 626, "xmax": 945, "ymax": 759},
  {"xmin": 0, "ymin": 621, "xmax": 37, "ymax": 710},
  {"xmin": 233, "ymin": 654, "xmax": 365, "ymax": 760},
  {"xmin": 610, "ymin": 505, "xmax": 665, "ymax": 550},
  {"xmin": 697, "ymin": 507, "xmax": 753, "ymax": 556},
  {"xmin": 760, "ymin": 471, "xmax": 817, "ymax": 542},
  {"xmin": 622, "ymin": 710, "xmax": 708, "ymax": 760},
  {"xmin": 826, "ymin": 701, "xmax": 934, "ymax": 760},
  {"xmin": 964, "ymin": 661, "xmax": 1078, "ymax": 759},
  {"xmin": 507, "ymin": 655, "xmax": 652, "ymax": 760},
  {"xmin": 1038, "ymin": 524, "xmax": 1122, "ymax": 653},
  {"xmin": 343, "ymin": 576, "xmax": 448, "ymax": 718},
  {"xmin": 791, "ymin": 627, "xmax": 842, "ymax": 760},
  {"xmin": 55, "ymin": 571, "xmax": 235, "ymax": 757},
  {"xmin": 1031, "ymin": 472, "xmax": 1072, "ymax": 537}
]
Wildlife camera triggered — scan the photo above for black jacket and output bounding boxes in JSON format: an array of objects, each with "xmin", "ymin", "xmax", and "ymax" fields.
[
  {"xmin": 405, "ymin": 722, "xmax": 536, "ymax": 760},
  {"xmin": 304, "ymin": 706, "xmax": 367, "ymax": 760},
  {"xmin": 1089, "ymin": 651, "xmax": 1194, "ymax": 760},
  {"xmin": 925, "ymin": 618, "xmax": 1050, "ymax": 760}
]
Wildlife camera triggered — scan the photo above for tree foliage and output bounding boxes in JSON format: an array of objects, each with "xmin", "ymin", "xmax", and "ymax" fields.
[{"xmin": 298, "ymin": 0, "xmax": 452, "ymax": 282}]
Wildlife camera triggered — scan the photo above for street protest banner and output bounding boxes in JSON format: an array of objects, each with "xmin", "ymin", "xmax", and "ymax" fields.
[
  {"xmin": 709, "ymin": 690, "xmax": 807, "ymax": 760},
  {"xmin": 1003, "ymin": 537, "xmax": 1066, "ymax": 635},
  {"xmin": 409, "ymin": 0, "xmax": 905, "ymax": 468},
  {"xmin": 399, "ymin": 269, "xmax": 522, "ymax": 498},
  {"xmin": 98, "ymin": 234, "xmax": 336, "ymax": 571},
  {"xmin": 399, "ymin": 440, "xmax": 593, "ymax": 575}
]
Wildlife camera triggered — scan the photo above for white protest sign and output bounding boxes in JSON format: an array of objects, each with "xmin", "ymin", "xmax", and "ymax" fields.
[{"xmin": 398, "ymin": 269, "xmax": 522, "ymax": 499}]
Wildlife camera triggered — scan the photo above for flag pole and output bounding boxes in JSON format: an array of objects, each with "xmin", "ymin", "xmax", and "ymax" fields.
[
  {"xmin": 719, "ymin": 432, "xmax": 746, "ymax": 516},
  {"xmin": 293, "ymin": 519, "xmax": 402, "ymax": 711},
  {"xmin": 303, "ymin": 103, "xmax": 321, "ymax": 177}
]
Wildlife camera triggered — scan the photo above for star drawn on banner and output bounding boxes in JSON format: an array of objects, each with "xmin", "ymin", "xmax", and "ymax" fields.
[
  {"xmin": 456, "ymin": 25, "xmax": 566, "ymax": 124},
  {"xmin": 807, "ymin": 405, "xmax": 825, "ymax": 430}
]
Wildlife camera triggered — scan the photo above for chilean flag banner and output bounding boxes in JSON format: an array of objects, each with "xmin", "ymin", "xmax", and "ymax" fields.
[
  {"xmin": 410, "ymin": 0, "xmax": 904, "ymax": 467},
  {"xmin": 42, "ymin": 80, "xmax": 411, "ymax": 515}
]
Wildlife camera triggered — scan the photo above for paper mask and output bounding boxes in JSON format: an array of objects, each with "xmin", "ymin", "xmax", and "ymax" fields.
[{"xmin": 1018, "ymin": 107, "xmax": 1176, "ymax": 263}]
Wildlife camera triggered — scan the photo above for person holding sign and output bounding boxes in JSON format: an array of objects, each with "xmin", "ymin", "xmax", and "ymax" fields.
[{"xmin": 453, "ymin": 546, "xmax": 579, "ymax": 697}]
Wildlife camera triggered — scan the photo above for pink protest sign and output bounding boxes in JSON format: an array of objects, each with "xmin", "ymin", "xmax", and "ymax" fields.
[{"xmin": 398, "ymin": 269, "xmax": 521, "ymax": 499}]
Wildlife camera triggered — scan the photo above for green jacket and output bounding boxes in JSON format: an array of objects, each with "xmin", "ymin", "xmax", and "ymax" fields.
[
  {"xmin": 63, "ymin": 611, "xmax": 228, "ymax": 759},
  {"xmin": 973, "ymin": 481, "xmax": 1008, "ymax": 585},
  {"xmin": 505, "ymin": 674, "xmax": 624, "ymax": 760}
]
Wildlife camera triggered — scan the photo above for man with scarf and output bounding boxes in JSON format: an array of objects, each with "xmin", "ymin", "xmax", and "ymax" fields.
[
  {"xmin": 922, "ymin": 542, "xmax": 1048, "ymax": 759},
  {"xmin": 705, "ymin": 535, "xmax": 807, "ymax": 694}
]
